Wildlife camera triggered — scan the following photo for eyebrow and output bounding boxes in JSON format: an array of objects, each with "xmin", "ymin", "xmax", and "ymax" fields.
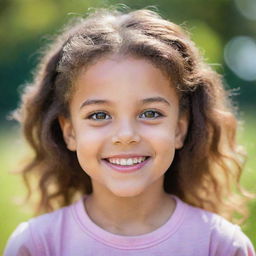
[
  {"xmin": 80, "ymin": 96, "xmax": 171, "ymax": 109},
  {"xmin": 142, "ymin": 97, "xmax": 170, "ymax": 106},
  {"xmin": 79, "ymin": 96, "xmax": 171, "ymax": 110}
]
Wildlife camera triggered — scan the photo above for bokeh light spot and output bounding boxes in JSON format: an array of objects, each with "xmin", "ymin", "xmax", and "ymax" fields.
[
  {"xmin": 224, "ymin": 36, "xmax": 256, "ymax": 81},
  {"xmin": 235, "ymin": 0, "xmax": 256, "ymax": 20}
]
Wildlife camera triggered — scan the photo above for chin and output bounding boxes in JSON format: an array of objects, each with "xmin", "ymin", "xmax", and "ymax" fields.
[{"xmin": 109, "ymin": 186, "xmax": 146, "ymax": 198}]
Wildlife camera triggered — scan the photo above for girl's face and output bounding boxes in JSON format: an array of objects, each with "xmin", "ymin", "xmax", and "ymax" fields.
[{"xmin": 59, "ymin": 55, "xmax": 188, "ymax": 198}]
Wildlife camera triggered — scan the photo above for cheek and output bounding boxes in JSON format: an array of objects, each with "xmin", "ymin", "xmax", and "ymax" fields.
[
  {"xmin": 75, "ymin": 124, "xmax": 109, "ymax": 147},
  {"xmin": 143, "ymin": 126, "xmax": 177, "ymax": 166},
  {"xmin": 142, "ymin": 124, "xmax": 176, "ymax": 145},
  {"xmin": 74, "ymin": 128, "xmax": 105, "ymax": 168}
]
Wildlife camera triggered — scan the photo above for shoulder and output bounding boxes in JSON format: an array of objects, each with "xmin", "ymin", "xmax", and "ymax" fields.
[
  {"xmin": 175, "ymin": 197, "xmax": 255, "ymax": 256},
  {"xmin": 29, "ymin": 203, "xmax": 72, "ymax": 233},
  {"xmin": 175, "ymin": 196, "xmax": 236, "ymax": 235},
  {"xmin": 4, "ymin": 201, "xmax": 77, "ymax": 256},
  {"xmin": 4, "ymin": 222, "xmax": 34, "ymax": 256},
  {"xmin": 206, "ymin": 214, "xmax": 255, "ymax": 256}
]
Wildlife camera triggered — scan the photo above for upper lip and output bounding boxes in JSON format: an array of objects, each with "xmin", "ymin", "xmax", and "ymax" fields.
[{"xmin": 103, "ymin": 154, "xmax": 150, "ymax": 159}]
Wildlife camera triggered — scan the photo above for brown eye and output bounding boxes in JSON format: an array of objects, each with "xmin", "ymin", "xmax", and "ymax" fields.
[
  {"xmin": 140, "ymin": 110, "xmax": 163, "ymax": 119},
  {"xmin": 87, "ymin": 112, "xmax": 111, "ymax": 121}
]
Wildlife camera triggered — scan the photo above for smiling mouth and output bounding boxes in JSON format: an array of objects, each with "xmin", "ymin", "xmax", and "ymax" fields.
[
  {"xmin": 102, "ymin": 156, "xmax": 151, "ymax": 173},
  {"xmin": 103, "ymin": 156, "xmax": 150, "ymax": 166}
]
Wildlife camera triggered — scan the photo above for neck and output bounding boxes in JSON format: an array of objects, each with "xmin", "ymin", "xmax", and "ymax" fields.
[{"xmin": 83, "ymin": 179, "xmax": 176, "ymax": 235}]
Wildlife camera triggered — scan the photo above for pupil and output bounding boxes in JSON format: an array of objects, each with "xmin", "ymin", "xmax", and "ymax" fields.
[
  {"xmin": 146, "ymin": 111, "xmax": 154, "ymax": 118},
  {"xmin": 97, "ymin": 113, "xmax": 106, "ymax": 119}
]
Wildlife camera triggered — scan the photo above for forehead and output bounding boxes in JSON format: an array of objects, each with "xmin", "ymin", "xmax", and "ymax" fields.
[{"xmin": 71, "ymin": 55, "xmax": 178, "ymax": 105}]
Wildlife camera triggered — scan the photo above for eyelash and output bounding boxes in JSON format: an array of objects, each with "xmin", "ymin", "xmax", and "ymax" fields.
[{"xmin": 86, "ymin": 110, "xmax": 164, "ymax": 121}]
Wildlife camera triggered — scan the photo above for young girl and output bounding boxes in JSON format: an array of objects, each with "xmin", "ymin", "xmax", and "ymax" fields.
[{"xmin": 4, "ymin": 7, "xmax": 255, "ymax": 256}]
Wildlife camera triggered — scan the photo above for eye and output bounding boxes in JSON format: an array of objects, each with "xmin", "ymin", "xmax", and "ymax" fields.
[
  {"xmin": 87, "ymin": 111, "xmax": 111, "ymax": 121},
  {"xmin": 139, "ymin": 110, "xmax": 163, "ymax": 119}
]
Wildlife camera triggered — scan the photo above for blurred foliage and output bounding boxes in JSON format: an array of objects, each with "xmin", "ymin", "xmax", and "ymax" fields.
[{"xmin": 1, "ymin": 0, "xmax": 256, "ymax": 123}]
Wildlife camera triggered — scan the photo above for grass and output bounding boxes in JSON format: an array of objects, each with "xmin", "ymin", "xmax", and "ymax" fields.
[
  {"xmin": 0, "ymin": 125, "xmax": 32, "ymax": 253},
  {"xmin": 238, "ymin": 109, "xmax": 256, "ymax": 246},
  {"xmin": 0, "ymin": 109, "xmax": 256, "ymax": 254}
]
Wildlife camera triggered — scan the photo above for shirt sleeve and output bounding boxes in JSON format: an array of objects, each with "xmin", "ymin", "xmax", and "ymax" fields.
[
  {"xmin": 227, "ymin": 226, "xmax": 255, "ymax": 256},
  {"xmin": 3, "ymin": 222, "xmax": 37, "ymax": 256}
]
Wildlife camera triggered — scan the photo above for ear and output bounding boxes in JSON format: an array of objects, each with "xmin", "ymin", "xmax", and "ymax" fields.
[
  {"xmin": 58, "ymin": 115, "xmax": 77, "ymax": 151},
  {"xmin": 175, "ymin": 112, "xmax": 189, "ymax": 149}
]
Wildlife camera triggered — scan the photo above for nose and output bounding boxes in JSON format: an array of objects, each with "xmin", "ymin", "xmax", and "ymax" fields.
[{"xmin": 111, "ymin": 119, "xmax": 141, "ymax": 145}]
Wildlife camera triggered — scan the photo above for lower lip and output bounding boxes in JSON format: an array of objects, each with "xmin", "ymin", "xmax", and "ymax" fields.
[{"xmin": 102, "ymin": 157, "xmax": 150, "ymax": 173}]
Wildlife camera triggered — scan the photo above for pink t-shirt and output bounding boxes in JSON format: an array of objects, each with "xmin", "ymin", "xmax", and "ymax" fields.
[{"xmin": 4, "ymin": 195, "xmax": 255, "ymax": 256}]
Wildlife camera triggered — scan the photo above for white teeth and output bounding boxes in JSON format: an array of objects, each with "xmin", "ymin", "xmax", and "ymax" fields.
[
  {"xmin": 107, "ymin": 157, "xmax": 147, "ymax": 166},
  {"xmin": 120, "ymin": 159, "xmax": 126, "ymax": 165}
]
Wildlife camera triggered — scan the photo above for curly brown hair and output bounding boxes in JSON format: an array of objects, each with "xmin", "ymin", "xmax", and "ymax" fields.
[{"xmin": 11, "ymin": 7, "xmax": 253, "ymax": 223}]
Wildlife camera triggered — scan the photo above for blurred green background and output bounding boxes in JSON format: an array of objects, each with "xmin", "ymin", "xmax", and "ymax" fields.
[{"xmin": 1, "ymin": 0, "xmax": 256, "ymax": 253}]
